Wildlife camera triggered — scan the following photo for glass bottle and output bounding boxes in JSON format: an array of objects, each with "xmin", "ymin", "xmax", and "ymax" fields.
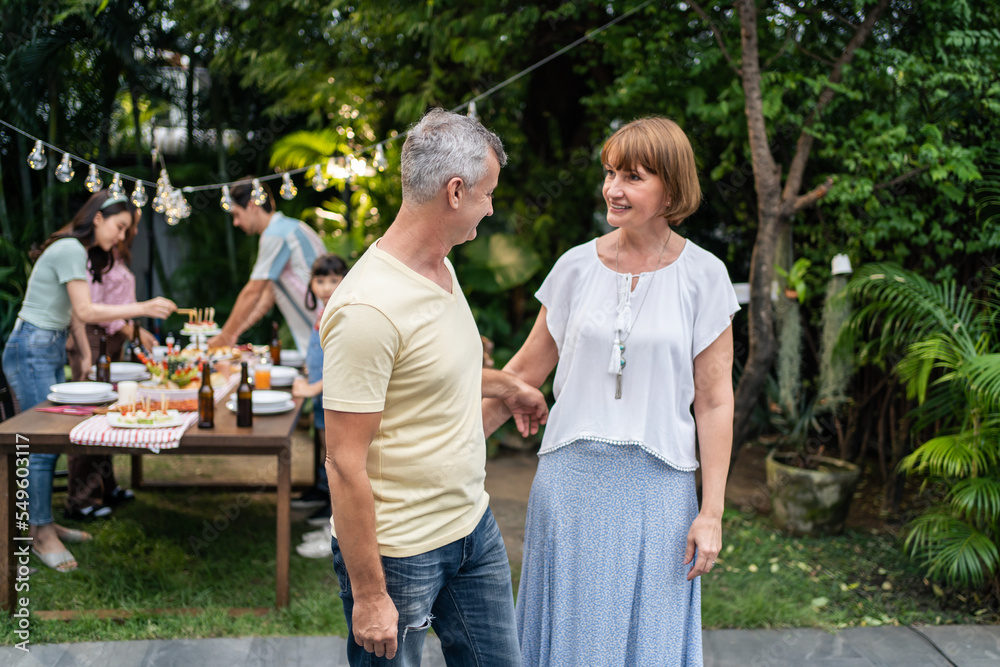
[
  {"xmin": 236, "ymin": 361, "xmax": 253, "ymax": 427},
  {"xmin": 95, "ymin": 334, "xmax": 111, "ymax": 383},
  {"xmin": 270, "ymin": 321, "xmax": 282, "ymax": 366},
  {"xmin": 132, "ymin": 321, "xmax": 144, "ymax": 357},
  {"xmin": 198, "ymin": 361, "xmax": 214, "ymax": 429}
]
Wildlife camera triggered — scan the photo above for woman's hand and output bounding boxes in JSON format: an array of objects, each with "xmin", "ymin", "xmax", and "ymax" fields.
[
  {"xmin": 143, "ymin": 297, "xmax": 176, "ymax": 319},
  {"xmin": 139, "ymin": 327, "xmax": 158, "ymax": 350},
  {"xmin": 683, "ymin": 512, "xmax": 722, "ymax": 580}
]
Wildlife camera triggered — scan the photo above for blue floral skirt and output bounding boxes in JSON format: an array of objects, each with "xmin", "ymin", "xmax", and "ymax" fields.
[{"xmin": 516, "ymin": 440, "xmax": 703, "ymax": 666}]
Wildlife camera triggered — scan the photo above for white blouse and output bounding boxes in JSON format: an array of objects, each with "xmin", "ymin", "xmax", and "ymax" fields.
[{"xmin": 536, "ymin": 238, "xmax": 740, "ymax": 470}]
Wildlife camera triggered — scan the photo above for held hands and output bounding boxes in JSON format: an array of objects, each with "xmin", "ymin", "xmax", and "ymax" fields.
[
  {"xmin": 144, "ymin": 297, "xmax": 177, "ymax": 320},
  {"xmin": 501, "ymin": 375, "xmax": 549, "ymax": 437},
  {"xmin": 683, "ymin": 512, "xmax": 722, "ymax": 580},
  {"xmin": 353, "ymin": 593, "xmax": 399, "ymax": 660}
]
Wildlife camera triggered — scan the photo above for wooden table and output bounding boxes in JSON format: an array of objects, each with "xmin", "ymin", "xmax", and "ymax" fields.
[{"xmin": 0, "ymin": 393, "xmax": 303, "ymax": 617}]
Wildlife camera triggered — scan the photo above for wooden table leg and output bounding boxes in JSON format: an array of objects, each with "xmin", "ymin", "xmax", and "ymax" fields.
[
  {"xmin": 1, "ymin": 452, "xmax": 14, "ymax": 613},
  {"xmin": 131, "ymin": 454, "xmax": 143, "ymax": 489},
  {"xmin": 276, "ymin": 445, "xmax": 291, "ymax": 608}
]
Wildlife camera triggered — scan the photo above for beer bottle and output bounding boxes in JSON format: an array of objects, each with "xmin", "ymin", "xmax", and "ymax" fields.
[
  {"xmin": 270, "ymin": 321, "xmax": 282, "ymax": 367},
  {"xmin": 96, "ymin": 334, "xmax": 112, "ymax": 383},
  {"xmin": 236, "ymin": 361, "xmax": 253, "ymax": 427},
  {"xmin": 197, "ymin": 361, "xmax": 214, "ymax": 429},
  {"xmin": 132, "ymin": 321, "xmax": 144, "ymax": 357}
]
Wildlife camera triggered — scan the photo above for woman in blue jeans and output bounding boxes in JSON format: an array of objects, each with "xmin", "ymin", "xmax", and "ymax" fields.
[{"xmin": 3, "ymin": 190, "xmax": 175, "ymax": 572}]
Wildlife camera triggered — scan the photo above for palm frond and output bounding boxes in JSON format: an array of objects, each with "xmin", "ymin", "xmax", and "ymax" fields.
[
  {"xmin": 904, "ymin": 511, "xmax": 999, "ymax": 588},
  {"xmin": 269, "ymin": 130, "xmax": 351, "ymax": 170},
  {"xmin": 846, "ymin": 263, "xmax": 982, "ymax": 361},
  {"xmin": 962, "ymin": 353, "xmax": 1000, "ymax": 411},
  {"xmin": 948, "ymin": 476, "xmax": 1000, "ymax": 524},
  {"xmin": 900, "ymin": 430, "xmax": 1000, "ymax": 478}
]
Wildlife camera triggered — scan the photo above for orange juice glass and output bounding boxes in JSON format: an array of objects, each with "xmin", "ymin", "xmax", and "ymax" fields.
[{"xmin": 254, "ymin": 366, "xmax": 271, "ymax": 390}]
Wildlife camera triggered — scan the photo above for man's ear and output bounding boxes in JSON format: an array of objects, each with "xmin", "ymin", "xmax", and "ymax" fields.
[{"xmin": 446, "ymin": 176, "xmax": 465, "ymax": 210}]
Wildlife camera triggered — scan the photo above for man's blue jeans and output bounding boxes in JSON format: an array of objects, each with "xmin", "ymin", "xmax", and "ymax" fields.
[
  {"xmin": 332, "ymin": 508, "xmax": 520, "ymax": 666},
  {"xmin": 2, "ymin": 319, "xmax": 68, "ymax": 526}
]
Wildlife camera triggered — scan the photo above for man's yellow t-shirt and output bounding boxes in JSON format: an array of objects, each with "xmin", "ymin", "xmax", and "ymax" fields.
[{"xmin": 320, "ymin": 241, "xmax": 489, "ymax": 558}]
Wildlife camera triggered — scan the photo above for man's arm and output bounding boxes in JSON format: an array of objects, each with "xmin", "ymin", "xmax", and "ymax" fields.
[
  {"xmin": 208, "ymin": 280, "xmax": 274, "ymax": 347},
  {"xmin": 482, "ymin": 307, "xmax": 559, "ymax": 437},
  {"xmin": 481, "ymin": 368, "xmax": 549, "ymax": 438},
  {"xmin": 325, "ymin": 409, "xmax": 399, "ymax": 660}
]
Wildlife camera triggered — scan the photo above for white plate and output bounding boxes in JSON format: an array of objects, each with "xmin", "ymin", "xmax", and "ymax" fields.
[
  {"xmin": 226, "ymin": 399, "xmax": 296, "ymax": 415},
  {"xmin": 107, "ymin": 409, "xmax": 186, "ymax": 429},
  {"xmin": 50, "ymin": 381, "xmax": 113, "ymax": 396},
  {"xmin": 269, "ymin": 366, "xmax": 298, "ymax": 384},
  {"xmin": 180, "ymin": 327, "xmax": 222, "ymax": 337},
  {"xmin": 250, "ymin": 390, "xmax": 293, "ymax": 405},
  {"xmin": 88, "ymin": 372, "xmax": 151, "ymax": 382},
  {"xmin": 48, "ymin": 391, "xmax": 118, "ymax": 405},
  {"xmin": 280, "ymin": 350, "xmax": 304, "ymax": 367}
]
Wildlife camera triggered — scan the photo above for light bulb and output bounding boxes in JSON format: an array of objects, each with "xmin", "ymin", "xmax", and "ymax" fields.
[
  {"xmin": 55, "ymin": 153, "xmax": 75, "ymax": 182},
  {"xmin": 467, "ymin": 100, "xmax": 478, "ymax": 120},
  {"xmin": 131, "ymin": 180, "xmax": 148, "ymax": 207},
  {"xmin": 311, "ymin": 164, "xmax": 328, "ymax": 192},
  {"xmin": 375, "ymin": 145, "xmax": 387, "ymax": 171},
  {"xmin": 251, "ymin": 178, "xmax": 267, "ymax": 206},
  {"xmin": 280, "ymin": 172, "xmax": 297, "ymax": 200},
  {"xmin": 85, "ymin": 164, "xmax": 102, "ymax": 192},
  {"xmin": 27, "ymin": 140, "xmax": 47, "ymax": 170},
  {"xmin": 109, "ymin": 173, "xmax": 126, "ymax": 199},
  {"xmin": 220, "ymin": 184, "xmax": 234, "ymax": 211},
  {"xmin": 153, "ymin": 182, "xmax": 168, "ymax": 213}
]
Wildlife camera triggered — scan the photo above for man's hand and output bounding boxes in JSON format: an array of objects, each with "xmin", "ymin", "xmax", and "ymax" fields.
[
  {"xmin": 353, "ymin": 592, "xmax": 399, "ymax": 659},
  {"xmin": 499, "ymin": 374, "xmax": 548, "ymax": 437},
  {"xmin": 206, "ymin": 332, "xmax": 235, "ymax": 348}
]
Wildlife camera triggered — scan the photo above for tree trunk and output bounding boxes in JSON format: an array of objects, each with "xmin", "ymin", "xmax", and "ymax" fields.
[
  {"xmin": 732, "ymin": 0, "xmax": 785, "ymax": 456},
  {"xmin": 17, "ymin": 135, "xmax": 33, "ymax": 234},
  {"xmin": 130, "ymin": 78, "xmax": 144, "ymax": 169},
  {"xmin": 0, "ymin": 151, "xmax": 11, "ymax": 240},
  {"xmin": 727, "ymin": 0, "xmax": 891, "ymax": 472},
  {"xmin": 44, "ymin": 79, "xmax": 58, "ymax": 237},
  {"xmin": 185, "ymin": 55, "xmax": 196, "ymax": 159}
]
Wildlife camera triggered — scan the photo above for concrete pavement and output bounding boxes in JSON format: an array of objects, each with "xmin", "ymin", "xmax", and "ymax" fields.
[{"xmin": 4, "ymin": 624, "xmax": 999, "ymax": 665}]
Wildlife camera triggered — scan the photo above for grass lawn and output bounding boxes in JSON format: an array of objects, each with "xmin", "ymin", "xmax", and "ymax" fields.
[{"xmin": 2, "ymin": 483, "xmax": 995, "ymax": 645}]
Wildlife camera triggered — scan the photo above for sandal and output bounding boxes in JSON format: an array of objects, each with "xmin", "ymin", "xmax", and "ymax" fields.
[
  {"xmin": 32, "ymin": 547, "xmax": 78, "ymax": 573},
  {"xmin": 57, "ymin": 528, "xmax": 93, "ymax": 543}
]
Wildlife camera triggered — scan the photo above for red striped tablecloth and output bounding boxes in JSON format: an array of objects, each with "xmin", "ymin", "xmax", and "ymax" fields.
[
  {"xmin": 69, "ymin": 412, "xmax": 198, "ymax": 452},
  {"xmin": 68, "ymin": 374, "xmax": 241, "ymax": 453}
]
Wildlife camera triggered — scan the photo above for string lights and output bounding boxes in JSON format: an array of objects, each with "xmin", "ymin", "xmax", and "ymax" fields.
[{"xmin": 0, "ymin": 0, "xmax": 656, "ymax": 215}]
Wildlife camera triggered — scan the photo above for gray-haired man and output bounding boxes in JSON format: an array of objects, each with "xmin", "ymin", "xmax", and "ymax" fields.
[{"xmin": 320, "ymin": 109, "xmax": 547, "ymax": 665}]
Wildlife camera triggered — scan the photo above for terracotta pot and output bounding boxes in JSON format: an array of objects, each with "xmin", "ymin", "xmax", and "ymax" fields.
[{"xmin": 765, "ymin": 450, "xmax": 861, "ymax": 537}]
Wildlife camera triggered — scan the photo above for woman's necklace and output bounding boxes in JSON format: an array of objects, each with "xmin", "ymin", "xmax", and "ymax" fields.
[{"xmin": 609, "ymin": 227, "xmax": 672, "ymax": 399}]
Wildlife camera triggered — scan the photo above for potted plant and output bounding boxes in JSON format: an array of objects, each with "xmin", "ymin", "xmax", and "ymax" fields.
[
  {"xmin": 775, "ymin": 257, "xmax": 812, "ymax": 303},
  {"xmin": 766, "ymin": 255, "xmax": 861, "ymax": 537}
]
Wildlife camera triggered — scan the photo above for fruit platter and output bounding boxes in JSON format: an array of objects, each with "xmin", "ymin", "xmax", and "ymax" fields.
[{"xmin": 133, "ymin": 345, "xmax": 226, "ymax": 404}]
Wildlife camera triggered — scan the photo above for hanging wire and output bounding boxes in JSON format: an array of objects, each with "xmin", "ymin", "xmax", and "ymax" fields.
[{"xmin": 0, "ymin": 0, "xmax": 658, "ymax": 196}]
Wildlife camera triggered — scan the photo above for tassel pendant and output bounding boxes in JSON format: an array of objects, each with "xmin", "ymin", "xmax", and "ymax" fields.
[{"xmin": 615, "ymin": 345, "xmax": 626, "ymax": 400}]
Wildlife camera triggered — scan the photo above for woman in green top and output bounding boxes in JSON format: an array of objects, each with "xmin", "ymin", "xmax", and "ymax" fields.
[{"xmin": 3, "ymin": 189, "xmax": 176, "ymax": 572}]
